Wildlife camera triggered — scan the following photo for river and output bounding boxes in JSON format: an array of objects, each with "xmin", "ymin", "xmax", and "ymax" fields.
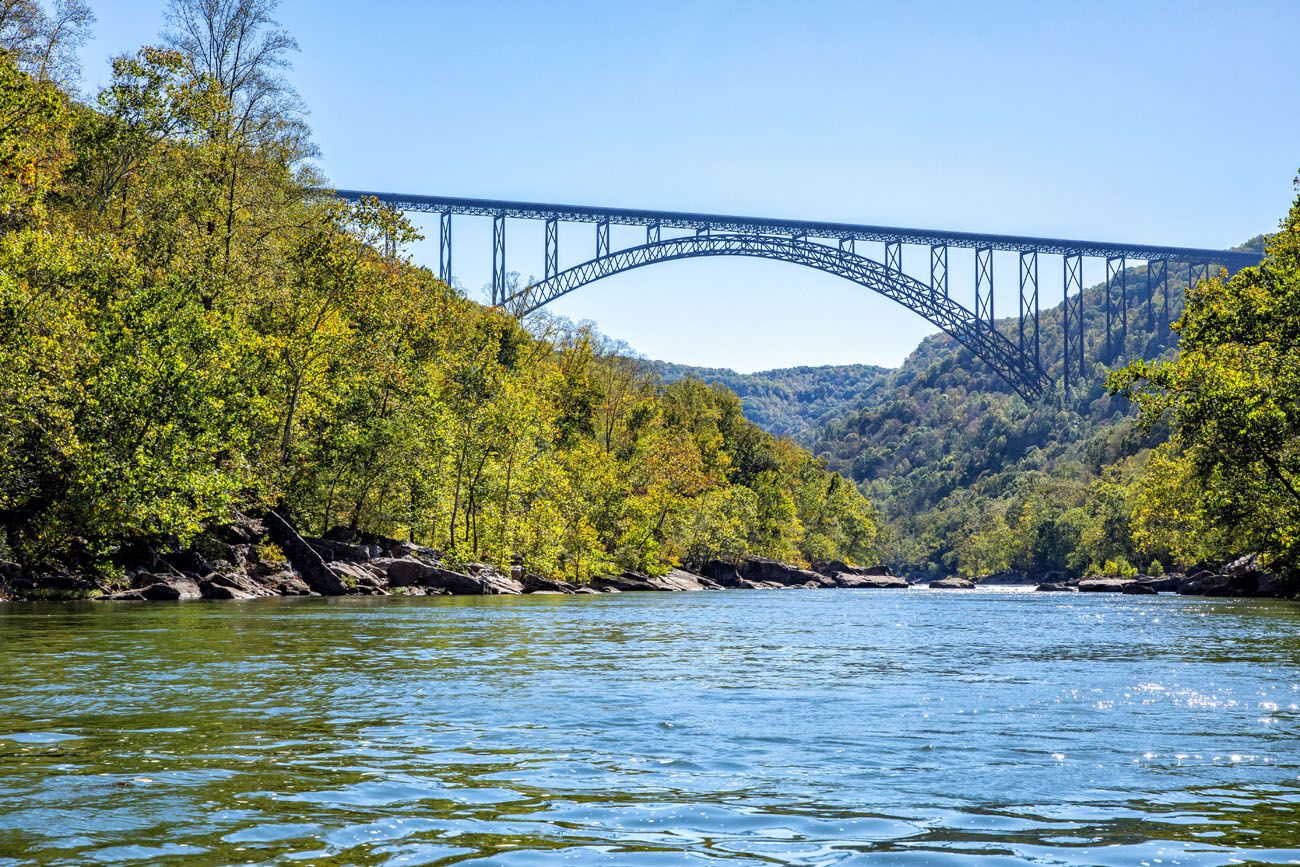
[{"xmin": 1, "ymin": 589, "xmax": 1298, "ymax": 865}]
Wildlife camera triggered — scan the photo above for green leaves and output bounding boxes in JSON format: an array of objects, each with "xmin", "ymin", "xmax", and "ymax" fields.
[{"xmin": 1110, "ymin": 178, "xmax": 1300, "ymax": 575}]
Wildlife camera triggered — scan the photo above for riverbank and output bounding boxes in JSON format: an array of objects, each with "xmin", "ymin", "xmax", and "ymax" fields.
[
  {"xmin": 2, "ymin": 512, "xmax": 1291, "ymax": 603},
  {"xmin": 0, "ymin": 512, "xmax": 913, "ymax": 603}
]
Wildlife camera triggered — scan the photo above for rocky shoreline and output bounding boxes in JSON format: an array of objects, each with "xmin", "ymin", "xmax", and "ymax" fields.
[
  {"xmin": 964, "ymin": 556, "xmax": 1293, "ymax": 598},
  {"xmin": 0, "ymin": 514, "xmax": 1291, "ymax": 603},
  {"xmin": 0, "ymin": 512, "xmax": 913, "ymax": 603}
]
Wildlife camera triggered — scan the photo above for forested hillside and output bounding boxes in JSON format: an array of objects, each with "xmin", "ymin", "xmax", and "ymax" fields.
[
  {"xmin": 651, "ymin": 361, "xmax": 888, "ymax": 443},
  {"xmin": 814, "ymin": 237, "xmax": 1274, "ymax": 580},
  {"xmin": 0, "ymin": 1, "xmax": 880, "ymax": 587}
]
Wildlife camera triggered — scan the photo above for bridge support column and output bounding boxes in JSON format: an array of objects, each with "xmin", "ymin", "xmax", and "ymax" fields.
[
  {"xmin": 492, "ymin": 213, "xmax": 506, "ymax": 306},
  {"xmin": 1106, "ymin": 256, "xmax": 1127, "ymax": 362},
  {"xmin": 885, "ymin": 241, "xmax": 901, "ymax": 274},
  {"xmin": 439, "ymin": 212, "xmax": 452, "ymax": 283},
  {"xmin": 596, "ymin": 218, "xmax": 609, "ymax": 259},
  {"xmin": 1019, "ymin": 251, "xmax": 1039, "ymax": 372},
  {"xmin": 647, "ymin": 222, "xmax": 660, "ymax": 245},
  {"xmin": 930, "ymin": 245, "xmax": 948, "ymax": 297},
  {"xmin": 838, "ymin": 238, "xmax": 855, "ymax": 257},
  {"xmin": 1063, "ymin": 254, "xmax": 1084, "ymax": 396},
  {"xmin": 545, "ymin": 218, "xmax": 558, "ymax": 280},
  {"xmin": 1150, "ymin": 259, "xmax": 1168, "ymax": 330},
  {"xmin": 975, "ymin": 246, "xmax": 994, "ymax": 332}
]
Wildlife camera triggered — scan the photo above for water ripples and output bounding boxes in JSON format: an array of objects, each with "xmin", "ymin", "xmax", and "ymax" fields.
[{"xmin": 2, "ymin": 591, "xmax": 1299, "ymax": 864}]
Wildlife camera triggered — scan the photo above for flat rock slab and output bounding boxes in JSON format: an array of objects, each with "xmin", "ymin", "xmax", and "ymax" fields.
[
  {"xmin": 834, "ymin": 572, "xmax": 909, "ymax": 589},
  {"xmin": 1078, "ymin": 578, "xmax": 1131, "ymax": 593},
  {"xmin": 930, "ymin": 577, "xmax": 975, "ymax": 589}
]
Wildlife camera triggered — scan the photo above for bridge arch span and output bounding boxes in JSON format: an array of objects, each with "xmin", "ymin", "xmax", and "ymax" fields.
[{"xmin": 501, "ymin": 233, "xmax": 1050, "ymax": 398}]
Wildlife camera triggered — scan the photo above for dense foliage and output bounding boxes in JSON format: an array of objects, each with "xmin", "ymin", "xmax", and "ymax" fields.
[
  {"xmin": 651, "ymin": 360, "xmax": 888, "ymax": 444},
  {"xmin": 1110, "ymin": 182, "xmax": 1300, "ymax": 577},
  {"xmin": 0, "ymin": 0, "xmax": 879, "ymax": 581},
  {"xmin": 813, "ymin": 237, "xmax": 1273, "ymax": 580}
]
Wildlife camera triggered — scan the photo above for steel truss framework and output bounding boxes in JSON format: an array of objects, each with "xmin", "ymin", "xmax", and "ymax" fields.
[
  {"xmin": 1062, "ymin": 254, "xmax": 1085, "ymax": 396},
  {"xmin": 502, "ymin": 234, "xmax": 1052, "ymax": 399},
  {"xmin": 332, "ymin": 189, "xmax": 1263, "ymax": 401},
  {"xmin": 1019, "ymin": 252, "xmax": 1039, "ymax": 371},
  {"xmin": 1106, "ymin": 256, "xmax": 1128, "ymax": 362},
  {"xmin": 1149, "ymin": 259, "xmax": 1168, "ymax": 330}
]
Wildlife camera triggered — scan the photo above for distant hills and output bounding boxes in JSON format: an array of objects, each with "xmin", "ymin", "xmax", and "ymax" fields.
[{"xmin": 649, "ymin": 361, "xmax": 889, "ymax": 444}]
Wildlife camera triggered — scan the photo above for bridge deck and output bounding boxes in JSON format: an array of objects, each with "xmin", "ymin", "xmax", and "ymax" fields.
[{"xmin": 333, "ymin": 188, "xmax": 1261, "ymax": 270}]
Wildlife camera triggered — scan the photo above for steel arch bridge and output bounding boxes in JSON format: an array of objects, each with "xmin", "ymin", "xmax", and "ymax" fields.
[{"xmin": 333, "ymin": 189, "xmax": 1263, "ymax": 400}]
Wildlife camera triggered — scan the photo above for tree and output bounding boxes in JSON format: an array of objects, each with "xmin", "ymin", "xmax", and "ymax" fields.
[
  {"xmin": 1110, "ymin": 176, "xmax": 1300, "ymax": 576},
  {"xmin": 0, "ymin": 0, "xmax": 93, "ymax": 86}
]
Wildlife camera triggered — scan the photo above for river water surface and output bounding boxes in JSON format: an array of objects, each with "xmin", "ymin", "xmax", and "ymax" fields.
[{"xmin": 1, "ymin": 589, "xmax": 1298, "ymax": 865}]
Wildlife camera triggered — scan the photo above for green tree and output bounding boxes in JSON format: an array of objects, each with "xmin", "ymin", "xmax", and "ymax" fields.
[{"xmin": 1110, "ymin": 176, "xmax": 1300, "ymax": 576}]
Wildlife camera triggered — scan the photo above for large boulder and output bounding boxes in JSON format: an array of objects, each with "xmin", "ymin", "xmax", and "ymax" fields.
[
  {"xmin": 263, "ymin": 510, "xmax": 348, "ymax": 596},
  {"xmin": 1121, "ymin": 581, "xmax": 1158, "ymax": 595},
  {"xmin": 328, "ymin": 561, "xmax": 379, "ymax": 590},
  {"xmin": 1143, "ymin": 573, "xmax": 1186, "ymax": 593},
  {"xmin": 930, "ymin": 577, "xmax": 975, "ymax": 589},
  {"xmin": 833, "ymin": 572, "xmax": 909, "ymax": 589},
  {"xmin": 140, "ymin": 575, "xmax": 202, "ymax": 601},
  {"xmin": 381, "ymin": 556, "xmax": 438, "ymax": 587},
  {"xmin": 735, "ymin": 578, "xmax": 786, "ymax": 590},
  {"xmin": 199, "ymin": 581, "xmax": 257, "ymax": 600},
  {"xmin": 423, "ymin": 566, "xmax": 522, "ymax": 595},
  {"xmin": 698, "ymin": 560, "xmax": 743, "ymax": 587},
  {"xmin": 591, "ymin": 569, "xmax": 723, "ymax": 592},
  {"xmin": 591, "ymin": 572, "xmax": 670, "ymax": 592},
  {"xmin": 521, "ymin": 573, "xmax": 577, "ymax": 594},
  {"xmin": 733, "ymin": 557, "xmax": 824, "ymax": 587},
  {"xmin": 201, "ymin": 572, "xmax": 272, "ymax": 599},
  {"xmin": 265, "ymin": 572, "xmax": 314, "ymax": 596},
  {"xmin": 1078, "ymin": 578, "xmax": 1130, "ymax": 593},
  {"xmin": 652, "ymin": 569, "xmax": 722, "ymax": 591},
  {"xmin": 1035, "ymin": 582, "xmax": 1077, "ymax": 592}
]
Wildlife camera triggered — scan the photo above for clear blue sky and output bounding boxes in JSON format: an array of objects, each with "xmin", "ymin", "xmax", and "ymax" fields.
[{"xmin": 82, "ymin": 1, "xmax": 1299, "ymax": 372}]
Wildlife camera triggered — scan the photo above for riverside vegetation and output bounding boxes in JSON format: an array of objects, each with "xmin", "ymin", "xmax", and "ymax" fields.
[
  {"xmin": 1, "ymin": 0, "xmax": 1296, "ymax": 603},
  {"xmin": 0, "ymin": 0, "xmax": 881, "ymax": 600}
]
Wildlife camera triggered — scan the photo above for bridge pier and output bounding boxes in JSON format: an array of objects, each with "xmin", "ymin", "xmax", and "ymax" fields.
[
  {"xmin": 1105, "ymin": 256, "xmax": 1127, "ymax": 362},
  {"xmin": 439, "ymin": 212, "xmax": 452, "ymax": 283},
  {"xmin": 930, "ymin": 245, "xmax": 948, "ymax": 298},
  {"xmin": 492, "ymin": 214, "xmax": 506, "ymax": 305},
  {"xmin": 1062, "ymin": 254, "xmax": 1085, "ymax": 397},
  {"xmin": 545, "ymin": 217, "xmax": 558, "ymax": 280},
  {"xmin": 975, "ymin": 247, "xmax": 995, "ymax": 333},
  {"xmin": 1019, "ymin": 252, "xmax": 1039, "ymax": 372}
]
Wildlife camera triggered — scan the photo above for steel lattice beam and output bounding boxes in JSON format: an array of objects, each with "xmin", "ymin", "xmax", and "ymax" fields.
[
  {"xmin": 885, "ymin": 241, "xmax": 901, "ymax": 274},
  {"xmin": 492, "ymin": 214, "xmax": 506, "ymax": 306},
  {"xmin": 544, "ymin": 217, "xmax": 558, "ymax": 280},
  {"xmin": 1062, "ymin": 254, "xmax": 1085, "ymax": 397},
  {"xmin": 439, "ymin": 212, "xmax": 452, "ymax": 283},
  {"xmin": 333, "ymin": 188, "xmax": 1260, "ymax": 271},
  {"xmin": 975, "ymin": 247, "xmax": 995, "ymax": 333},
  {"xmin": 931, "ymin": 245, "xmax": 948, "ymax": 297},
  {"xmin": 1150, "ymin": 259, "xmax": 1168, "ymax": 329},
  {"xmin": 1019, "ymin": 251, "xmax": 1040, "ymax": 372},
  {"xmin": 501, "ymin": 234, "xmax": 1051, "ymax": 398},
  {"xmin": 1106, "ymin": 256, "xmax": 1127, "ymax": 362}
]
